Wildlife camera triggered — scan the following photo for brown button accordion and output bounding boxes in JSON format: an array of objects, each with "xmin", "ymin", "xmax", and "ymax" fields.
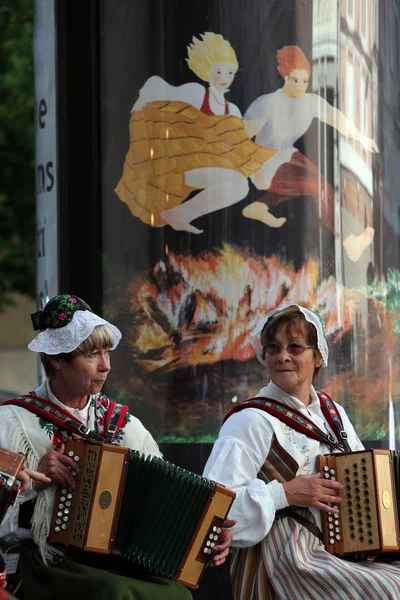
[
  {"xmin": 48, "ymin": 440, "xmax": 235, "ymax": 589},
  {"xmin": 316, "ymin": 449, "xmax": 400, "ymax": 556},
  {"xmin": 0, "ymin": 447, "xmax": 24, "ymax": 525}
]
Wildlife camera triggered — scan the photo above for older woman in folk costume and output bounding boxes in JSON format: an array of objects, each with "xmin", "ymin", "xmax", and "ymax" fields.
[
  {"xmin": 243, "ymin": 45, "xmax": 379, "ymax": 262},
  {"xmin": 0, "ymin": 294, "xmax": 233, "ymax": 600},
  {"xmin": 115, "ymin": 32, "xmax": 276, "ymax": 233},
  {"xmin": 204, "ymin": 304, "xmax": 400, "ymax": 600}
]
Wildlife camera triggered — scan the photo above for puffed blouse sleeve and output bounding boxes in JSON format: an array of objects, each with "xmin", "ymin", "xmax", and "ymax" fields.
[
  {"xmin": 203, "ymin": 409, "xmax": 289, "ymax": 547},
  {"xmin": 132, "ymin": 75, "xmax": 205, "ymax": 111}
]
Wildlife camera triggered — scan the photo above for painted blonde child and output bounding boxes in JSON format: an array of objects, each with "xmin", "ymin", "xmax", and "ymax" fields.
[{"xmin": 115, "ymin": 33, "xmax": 275, "ymax": 233}]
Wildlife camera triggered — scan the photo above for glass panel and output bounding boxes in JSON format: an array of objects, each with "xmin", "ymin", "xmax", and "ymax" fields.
[{"xmin": 99, "ymin": 0, "xmax": 400, "ymax": 449}]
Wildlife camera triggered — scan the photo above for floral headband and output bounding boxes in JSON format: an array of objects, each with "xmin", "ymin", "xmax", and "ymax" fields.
[
  {"xmin": 28, "ymin": 294, "xmax": 122, "ymax": 354},
  {"xmin": 31, "ymin": 295, "xmax": 93, "ymax": 331}
]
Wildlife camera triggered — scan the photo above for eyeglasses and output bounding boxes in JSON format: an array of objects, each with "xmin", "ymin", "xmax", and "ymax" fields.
[{"xmin": 263, "ymin": 343, "xmax": 316, "ymax": 356}]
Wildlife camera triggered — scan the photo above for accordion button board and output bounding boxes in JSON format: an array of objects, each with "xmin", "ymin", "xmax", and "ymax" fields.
[{"xmin": 317, "ymin": 450, "xmax": 400, "ymax": 556}]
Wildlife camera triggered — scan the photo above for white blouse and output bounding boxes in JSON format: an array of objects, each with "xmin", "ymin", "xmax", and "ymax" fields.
[{"xmin": 203, "ymin": 382, "xmax": 363, "ymax": 548}]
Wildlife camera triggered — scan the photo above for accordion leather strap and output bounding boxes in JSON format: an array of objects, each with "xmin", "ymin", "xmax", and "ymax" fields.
[
  {"xmin": 224, "ymin": 394, "xmax": 348, "ymax": 452},
  {"xmin": 2, "ymin": 396, "xmax": 103, "ymax": 442},
  {"xmin": 276, "ymin": 507, "xmax": 323, "ymax": 541},
  {"xmin": 104, "ymin": 402, "xmax": 129, "ymax": 442},
  {"xmin": 318, "ymin": 391, "xmax": 351, "ymax": 452}
]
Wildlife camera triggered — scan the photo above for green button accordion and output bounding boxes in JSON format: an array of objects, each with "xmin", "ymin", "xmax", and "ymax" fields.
[{"xmin": 48, "ymin": 440, "xmax": 235, "ymax": 588}]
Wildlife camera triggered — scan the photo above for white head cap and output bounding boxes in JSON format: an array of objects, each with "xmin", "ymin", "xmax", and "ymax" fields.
[
  {"xmin": 28, "ymin": 294, "xmax": 122, "ymax": 355},
  {"xmin": 250, "ymin": 303, "xmax": 328, "ymax": 367}
]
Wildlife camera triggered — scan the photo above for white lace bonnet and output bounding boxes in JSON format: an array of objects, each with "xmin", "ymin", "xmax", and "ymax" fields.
[
  {"xmin": 28, "ymin": 294, "xmax": 122, "ymax": 354},
  {"xmin": 250, "ymin": 303, "xmax": 329, "ymax": 367}
]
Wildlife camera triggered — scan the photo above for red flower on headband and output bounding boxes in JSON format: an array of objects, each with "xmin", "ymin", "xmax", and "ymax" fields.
[
  {"xmin": 58, "ymin": 312, "xmax": 67, "ymax": 321},
  {"xmin": 68, "ymin": 297, "xmax": 77, "ymax": 303}
]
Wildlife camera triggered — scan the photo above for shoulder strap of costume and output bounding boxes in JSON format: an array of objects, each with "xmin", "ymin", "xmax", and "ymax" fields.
[
  {"xmin": 223, "ymin": 397, "xmax": 343, "ymax": 451},
  {"xmin": 104, "ymin": 400, "xmax": 129, "ymax": 442},
  {"xmin": 317, "ymin": 391, "xmax": 351, "ymax": 452},
  {"xmin": 2, "ymin": 395, "xmax": 103, "ymax": 442}
]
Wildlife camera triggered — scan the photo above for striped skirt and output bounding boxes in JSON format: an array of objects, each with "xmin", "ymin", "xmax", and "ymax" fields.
[{"xmin": 231, "ymin": 512, "xmax": 400, "ymax": 600}]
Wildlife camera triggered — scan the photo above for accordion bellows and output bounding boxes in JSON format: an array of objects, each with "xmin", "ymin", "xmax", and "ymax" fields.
[
  {"xmin": 48, "ymin": 441, "xmax": 235, "ymax": 588},
  {"xmin": 317, "ymin": 449, "xmax": 400, "ymax": 556}
]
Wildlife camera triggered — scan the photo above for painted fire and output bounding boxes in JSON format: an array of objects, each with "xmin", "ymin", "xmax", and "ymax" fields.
[{"xmin": 107, "ymin": 245, "xmax": 400, "ymax": 441}]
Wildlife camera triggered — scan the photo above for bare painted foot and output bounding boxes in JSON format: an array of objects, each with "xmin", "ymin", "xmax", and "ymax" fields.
[
  {"xmin": 160, "ymin": 210, "xmax": 203, "ymax": 234},
  {"xmin": 242, "ymin": 202, "xmax": 287, "ymax": 228},
  {"xmin": 343, "ymin": 227, "xmax": 375, "ymax": 262}
]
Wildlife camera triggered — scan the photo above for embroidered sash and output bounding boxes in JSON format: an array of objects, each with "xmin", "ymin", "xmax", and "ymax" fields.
[
  {"xmin": 224, "ymin": 391, "xmax": 350, "ymax": 452},
  {"xmin": 2, "ymin": 395, "xmax": 128, "ymax": 443}
]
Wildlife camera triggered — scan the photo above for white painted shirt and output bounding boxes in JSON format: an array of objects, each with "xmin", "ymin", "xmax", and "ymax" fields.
[{"xmin": 244, "ymin": 89, "xmax": 332, "ymax": 182}]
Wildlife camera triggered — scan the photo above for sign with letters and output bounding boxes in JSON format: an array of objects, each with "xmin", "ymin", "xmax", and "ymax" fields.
[{"xmin": 34, "ymin": 0, "xmax": 58, "ymax": 309}]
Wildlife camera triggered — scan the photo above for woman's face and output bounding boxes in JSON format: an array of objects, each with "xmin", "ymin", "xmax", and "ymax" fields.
[
  {"xmin": 57, "ymin": 347, "xmax": 112, "ymax": 398},
  {"xmin": 208, "ymin": 62, "xmax": 236, "ymax": 92},
  {"xmin": 284, "ymin": 68, "xmax": 309, "ymax": 98},
  {"xmin": 265, "ymin": 320, "xmax": 322, "ymax": 397}
]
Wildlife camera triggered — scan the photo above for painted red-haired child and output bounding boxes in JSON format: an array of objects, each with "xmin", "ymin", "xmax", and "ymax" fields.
[{"xmin": 244, "ymin": 45, "xmax": 378, "ymax": 262}]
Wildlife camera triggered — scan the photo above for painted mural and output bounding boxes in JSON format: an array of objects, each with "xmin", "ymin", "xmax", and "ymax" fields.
[{"xmin": 100, "ymin": 0, "xmax": 400, "ymax": 446}]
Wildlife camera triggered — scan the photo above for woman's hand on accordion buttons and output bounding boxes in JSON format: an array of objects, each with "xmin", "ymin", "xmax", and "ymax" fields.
[
  {"xmin": 35, "ymin": 443, "xmax": 79, "ymax": 490},
  {"xmin": 17, "ymin": 468, "xmax": 51, "ymax": 492},
  {"xmin": 282, "ymin": 473, "xmax": 343, "ymax": 514},
  {"xmin": 209, "ymin": 519, "xmax": 236, "ymax": 568}
]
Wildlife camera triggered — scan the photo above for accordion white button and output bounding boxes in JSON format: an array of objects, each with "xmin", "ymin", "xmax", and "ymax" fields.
[
  {"xmin": 324, "ymin": 473, "xmax": 330, "ymax": 479},
  {"xmin": 68, "ymin": 451, "xmax": 74, "ymax": 457},
  {"xmin": 56, "ymin": 519, "xmax": 61, "ymax": 525},
  {"xmin": 66, "ymin": 501, "xmax": 71, "ymax": 507},
  {"xmin": 329, "ymin": 524, "xmax": 334, "ymax": 530},
  {"xmin": 330, "ymin": 476, "xmax": 336, "ymax": 481},
  {"xmin": 206, "ymin": 541, "xmax": 211, "ymax": 547},
  {"xmin": 213, "ymin": 535, "xmax": 218, "ymax": 541},
  {"xmin": 324, "ymin": 466, "xmax": 329, "ymax": 472},
  {"xmin": 328, "ymin": 517, "xmax": 333, "ymax": 522},
  {"xmin": 210, "ymin": 543, "xmax": 215, "ymax": 548},
  {"xmin": 209, "ymin": 534, "xmax": 214, "ymax": 540},
  {"xmin": 329, "ymin": 539, "xmax": 334, "ymax": 544},
  {"xmin": 330, "ymin": 469, "xmax": 335, "ymax": 475},
  {"xmin": 329, "ymin": 531, "xmax": 334, "ymax": 537},
  {"xmin": 203, "ymin": 548, "xmax": 208, "ymax": 554},
  {"xmin": 57, "ymin": 512, "xmax": 62, "ymax": 517},
  {"xmin": 61, "ymin": 489, "xmax": 67, "ymax": 494},
  {"xmin": 335, "ymin": 535, "xmax": 341, "ymax": 540},
  {"xmin": 63, "ymin": 516, "xmax": 68, "ymax": 522},
  {"xmin": 55, "ymin": 526, "xmax": 60, "ymax": 533},
  {"xmin": 334, "ymin": 520, "xmax": 339, "ymax": 525},
  {"xmin": 64, "ymin": 509, "xmax": 70, "ymax": 514},
  {"xmin": 59, "ymin": 504, "xmax": 64, "ymax": 509},
  {"xmin": 216, "ymin": 528, "xmax": 221, "ymax": 533},
  {"xmin": 60, "ymin": 496, "xmax": 66, "ymax": 502},
  {"xmin": 213, "ymin": 526, "xmax": 217, "ymax": 532},
  {"xmin": 74, "ymin": 456, "xmax": 79, "ymax": 462},
  {"xmin": 335, "ymin": 527, "xmax": 340, "ymax": 533},
  {"xmin": 67, "ymin": 494, "xmax": 72, "ymax": 499},
  {"xmin": 61, "ymin": 524, "xmax": 67, "ymax": 530},
  {"xmin": 71, "ymin": 471, "xmax": 77, "ymax": 477}
]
